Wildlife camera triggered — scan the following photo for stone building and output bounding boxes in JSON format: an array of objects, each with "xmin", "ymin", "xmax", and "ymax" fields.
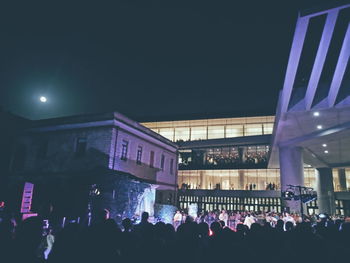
[{"xmin": 8, "ymin": 112, "xmax": 178, "ymax": 221}]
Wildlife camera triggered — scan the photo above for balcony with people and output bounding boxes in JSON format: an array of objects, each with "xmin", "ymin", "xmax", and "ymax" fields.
[{"xmin": 179, "ymin": 145, "xmax": 269, "ymax": 170}]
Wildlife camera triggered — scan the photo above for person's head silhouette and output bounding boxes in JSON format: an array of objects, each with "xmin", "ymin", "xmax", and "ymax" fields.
[
  {"xmin": 141, "ymin": 212, "xmax": 149, "ymax": 223},
  {"xmin": 122, "ymin": 218, "xmax": 132, "ymax": 232}
]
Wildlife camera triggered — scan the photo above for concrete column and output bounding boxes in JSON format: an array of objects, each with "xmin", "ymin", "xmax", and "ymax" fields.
[
  {"xmin": 279, "ymin": 146, "xmax": 304, "ymax": 213},
  {"xmin": 238, "ymin": 170, "xmax": 245, "ymax": 190},
  {"xmin": 315, "ymin": 168, "xmax": 335, "ymax": 215},
  {"xmin": 338, "ymin": 168, "xmax": 347, "ymax": 191},
  {"xmin": 200, "ymin": 171, "xmax": 208, "ymax": 189}
]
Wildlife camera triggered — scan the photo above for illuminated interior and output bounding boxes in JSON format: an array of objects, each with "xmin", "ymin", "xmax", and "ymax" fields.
[
  {"xmin": 179, "ymin": 168, "xmax": 350, "ymax": 191},
  {"xmin": 179, "ymin": 144, "xmax": 269, "ymax": 170},
  {"xmin": 142, "ymin": 116, "xmax": 275, "ymax": 142}
]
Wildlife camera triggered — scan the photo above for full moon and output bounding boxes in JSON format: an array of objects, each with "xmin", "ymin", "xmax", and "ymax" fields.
[{"xmin": 40, "ymin": 96, "xmax": 47, "ymax": 103}]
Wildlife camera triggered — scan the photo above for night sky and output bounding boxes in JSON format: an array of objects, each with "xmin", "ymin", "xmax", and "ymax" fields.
[{"xmin": 0, "ymin": 0, "xmax": 342, "ymax": 121}]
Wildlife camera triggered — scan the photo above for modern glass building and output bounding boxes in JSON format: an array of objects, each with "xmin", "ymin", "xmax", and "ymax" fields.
[
  {"xmin": 142, "ymin": 115, "xmax": 350, "ymax": 215},
  {"xmin": 142, "ymin": 4, "xmax": 350, "ymax": 216}
]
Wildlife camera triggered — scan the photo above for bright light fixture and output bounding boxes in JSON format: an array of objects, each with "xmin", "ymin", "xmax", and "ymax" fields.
[
  {"xmin": 313, "ymin": 112, "xmax": 320, "ymax": 117},
  {"xmin": 40, "ymin": 96, "xmax": 47, "ymax": 103},
  {"xmin": 322, "ymin": 144, "xmax": 327, "ymax": 147},
  {"xmin": 324, "ymin": 150, "xmax": 329, "ymax": 154},
  {"xmin": 317, "ymin": 125, "xmax": 322, "ymax": 130}
]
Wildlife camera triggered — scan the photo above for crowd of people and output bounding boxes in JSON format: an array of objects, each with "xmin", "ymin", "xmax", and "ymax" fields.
[
  {"xmin": 172, "ymin": 210, "xmax": 341, "ymax": 230},
  {"xmin": 179, "ymin": 148, "xmax": 269, "ymax": 170},
  {"xmin": 0, "ymin": 209, "xmax": 349, "ymax": 263}
]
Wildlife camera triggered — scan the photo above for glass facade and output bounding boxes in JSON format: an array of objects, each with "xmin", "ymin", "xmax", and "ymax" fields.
[
  {"xmin": 178, "ymin": 169, "xmax": 280, "ymax": 190},
  {"xmin": 142, "ymin": 116, "xmax": 275, "ymax": 142},
  {"xmin": 143, "ymin": 116, "xmax": 350, "ymax": 216},
  {"xmin": 304, "ymin": 168, "xmax": 350, "ymax": 191},
  {"xmin": 179, "ymin": 145, "xmax": 269, "ymax": 170},
  {"xmin": 306, "ymin": 199, "xmax": 347, "ymax": 216},
  {"xmin": 332, "ymin": 168, "xmax": 350, "ymax": 191},
  {"xmin": 179, "ymin": 168, "xmax": 350, "ymax": 192}
]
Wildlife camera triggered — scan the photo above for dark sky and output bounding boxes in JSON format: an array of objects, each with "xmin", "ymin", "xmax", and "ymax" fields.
[{"xmin": 0, "ymin": 0, "xmax": 341, "ymax": 121}]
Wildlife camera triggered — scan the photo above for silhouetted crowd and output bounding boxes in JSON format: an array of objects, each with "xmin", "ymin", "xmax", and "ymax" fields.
[{"xmin": 0, "ymin": 210, "xmax": 349, "ymax": 263}]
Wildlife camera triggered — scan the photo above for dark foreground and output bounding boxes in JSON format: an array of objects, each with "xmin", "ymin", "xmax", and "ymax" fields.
[{"xmin": 0, "ymin": 215, "xmax": 349, "ymax": 263}]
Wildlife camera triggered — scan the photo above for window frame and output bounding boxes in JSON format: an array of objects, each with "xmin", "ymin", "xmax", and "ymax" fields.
[
  {"xmin": 121, "ymin": 140, "xmax": 129, "ymax": 161},
  {"xmin": 161, "ymin": 154, "xmax": 165, "ymax": 171},
  {"xmin": 150, "ymin": 151, "xmax": 155, "ymax": 168},
  {"xmin": 170, "ymin": 158, "xmax": 174, "ymax": 175},
  {"xmin": 136, "ymin": 145, "xmax": 143, "ymax": 165}
]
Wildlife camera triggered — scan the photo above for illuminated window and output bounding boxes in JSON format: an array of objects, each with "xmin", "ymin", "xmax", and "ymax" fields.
[
  {"xmin": 208, "ymin": 126, "xmax": 225, "ymax": 139},
  {"xmin": 159, "ymin": 128, "xmax": 174, "ymax": 141},
  {"xmin": 263, "ymin": 123, "xmax": 274, "ymax": 134},
  {"xmin": 191, "ymin": 126, "xmax": 207, "ymax": 140},
  {"xmin": 174, "ymin": 127, "xmax": 190, "ymax": 141},
  {"xmin": 226, "ymin": 125, "xmax": 244, "ymax": 138},
  {"xmin": 245, "ymin": 124, "xmax": 263, "ymax": 136}
]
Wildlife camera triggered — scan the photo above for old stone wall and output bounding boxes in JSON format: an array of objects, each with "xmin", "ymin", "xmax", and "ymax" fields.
[{"xmin": 12, "ymin": 126, "xmax": 113, "ymax": 174}]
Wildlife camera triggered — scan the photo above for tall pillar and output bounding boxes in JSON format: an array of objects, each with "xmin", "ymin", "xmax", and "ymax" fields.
[
  {"xmin": 338, "ymin": 168, "xmax": 347, "ymax": 191},
  {"xmin": 199, "ymin": 171, "xmax": 206, "ymax": 189},
  {"xmin": 315, "ymin": 168, "xmax": 335, "ymax": 215},
  {"xmin": 279, "ymin": 146, "xmax": 304, "ymax": 213},
  {"xmin": 238, "ymin": 170, "xmax": 245, "ymax": 190}
]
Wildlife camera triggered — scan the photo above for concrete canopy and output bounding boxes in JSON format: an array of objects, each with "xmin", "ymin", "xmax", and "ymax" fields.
[{"xmin": 269, "ymin": 4, "xmax": 350, "ymax": 169}]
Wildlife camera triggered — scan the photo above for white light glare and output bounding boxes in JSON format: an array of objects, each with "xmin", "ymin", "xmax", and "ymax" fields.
[
  {"xmin": 317, "ymin": 125, "xmax": 322, "ymax": 130},
  {"xmin": 322, "ymin": 144, "xmax": 327, "ymax": 147},
  {"xmin": 324, "ymin": 150, "xmax": 329, "ymax": 154},
  {"xmin": 40, "ymin": 96, "xmax": 47, "ymax": 103},
  {"xmin": 313, "ymin": 112, "xmax": 320, "ymax": 117}
]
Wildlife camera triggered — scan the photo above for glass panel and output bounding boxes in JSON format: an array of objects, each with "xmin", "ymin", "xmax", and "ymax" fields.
[
  {"xmin": 263, "ymin": 123, "xmax": 274, "ymax": 134},
  {"xmin": 191, "ymin": 126, "xmax": 207, "ymax": 140},
  {"xmin": 245, "ymin": 124, "xmax": 263, "ymax": 136},
  {"xmin": 174, "ymin": 127, "xmax": 190, "ymax": 142},
  {"xmin": 159, "ymin": 128, "xmax": 174, "ymax": 141},
  {"xmin": 226, "ymin": 125, "xmax": 244, "ymax": 138},
  {"xmin": 304, "ymin": 168, "xmax": 316, "ymax": 189},
  {"xmin": 179, "ymin": 168, "xmax": 283, "ymax": 192},
  {"xmin": 208, "ymin": 126, "xmax": 225, "ymax": 139}
]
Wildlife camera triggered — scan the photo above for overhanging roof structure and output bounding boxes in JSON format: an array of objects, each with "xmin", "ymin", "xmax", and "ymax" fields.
[{"xmin": 269, "ymin": 4, "xmax": 350, "ymax": 169}]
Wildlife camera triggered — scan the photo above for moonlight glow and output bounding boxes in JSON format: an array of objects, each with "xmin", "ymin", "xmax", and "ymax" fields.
[{"xmin": 40, "ymin": 96, "xmax": 47, "ymax": 103}]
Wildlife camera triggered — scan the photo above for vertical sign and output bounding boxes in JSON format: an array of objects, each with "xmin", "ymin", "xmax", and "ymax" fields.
[{"xmin": 20, "ymin": 182, "xmax": 34, "ymax": 213}]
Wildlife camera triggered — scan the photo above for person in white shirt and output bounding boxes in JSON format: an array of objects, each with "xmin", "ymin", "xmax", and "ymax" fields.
[
  {"xmin": 266, "ymin": 213, "xmax": 278, "ymax": 227},
  {"xmin": 283, "ymin": 213, "xmax": 296, "ymax": 225},
  {"xmin": 173, "ymin": 211, "xmax": 182, "ymax": 229},
  {"xmin": 44, "ymin": 228, "xmax": 55, "ymax": 260},
  {"xmin": 219, "ymin": 210, "xmax": 228, "ymax": 226},
  {"xmin": 243, "ymin": 214, "xmax": 255, "ymax": 229}
]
